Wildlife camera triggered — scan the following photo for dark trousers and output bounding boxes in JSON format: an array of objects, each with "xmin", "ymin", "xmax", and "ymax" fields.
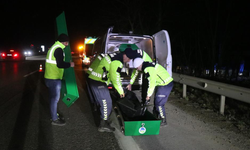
[
  {"xmin": 44, "ymin": 79, "xmax": 61, "ymax": 121},
  {"xmin": 86, "ymin": 78, "xmax": 112, "ymax": 120},
  {"xmin": 154, "ymin": 81, "xmax": 173, "ymax": 119},
  {"xmin": 141, "ymin": 73, "xmax": 149, "ymax": 103}
]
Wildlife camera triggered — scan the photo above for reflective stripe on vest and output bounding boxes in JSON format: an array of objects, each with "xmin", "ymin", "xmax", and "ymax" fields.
[
  {"xmin": 46, "ymin": 59, "xmax": 57, "ymax": 64},
  {"xmin": 44, "ymin": 41, "xmax": 65, "ymax": 80},
  {"xmin": 88, "ymin": 55, "xmax": 111, "ymax": 79},
  {"xmin": 155, "ymin": 64, "xmax": 173, "ymax": 85},
  {"xmin": 46, "ymin": 43, "xmax": 64, "ymax": 64},
  {"xmin": 159, "ymin": 77, "xmax": 173, "ymax": 85},
  {"xmin": 91, "ymin": 71, "xmax": 102, "ymax": 78}
]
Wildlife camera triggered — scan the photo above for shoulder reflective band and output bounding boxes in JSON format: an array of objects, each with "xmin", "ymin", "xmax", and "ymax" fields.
[
  {"xmin": 91, "ymin": 71, "xmax": 102, "ymax": 78},
  {"xmin": 104, "ymin": 56, "xmax": 111, "ymax": 64},
  {"xmin": 98, "ymin": 56, "xmax": 102, "ymax": 60},
  {"xmin": 49, "ymin": 45, "xmax": 61, "ymax": 60},
  {"xmin": 88, "ymin": 67, "xmax": 93, "ymax": 72},
  {"xmin": 100, "ymin": 53, "xmax": 106, "ymax": 57},
  {"xmin": 46, "ymin": 45, "xmax": 61, "ymax": 64}
]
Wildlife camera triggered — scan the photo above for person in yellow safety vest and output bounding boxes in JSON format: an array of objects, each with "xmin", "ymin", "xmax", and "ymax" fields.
[
  {"xmin": 125, "ymin": 48, "xmax": 153, "ymax": 88},
  {"xmin": 44, "ymin": 33, "xmax": 74, "ymax": 126},
  {"xmin": 120, "ymin": 45, "xmax": 153, "ymax": 104},
  {"xmin": 86, "ymin": 51, "xmax": 133, "ymax": 132},
  {"xmin": 132, "ymin": 58, "xmax": 174, "ymax": 126}
]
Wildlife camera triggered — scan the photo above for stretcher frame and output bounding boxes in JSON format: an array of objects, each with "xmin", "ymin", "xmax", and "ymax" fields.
[{"xmin": 111, "ymin": 90, "xmax": 161, "ymax": 136}]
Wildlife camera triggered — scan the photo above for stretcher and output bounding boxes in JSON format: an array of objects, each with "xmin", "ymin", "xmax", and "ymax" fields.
[{"xmin": 110, "ymin": 89, "xmax": 161, "ymax": 136}]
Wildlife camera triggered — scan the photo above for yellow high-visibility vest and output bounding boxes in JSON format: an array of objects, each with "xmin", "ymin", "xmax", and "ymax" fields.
[{"xmin": 44, "ymin": 41, "xmax": 65, "ymax": 80}]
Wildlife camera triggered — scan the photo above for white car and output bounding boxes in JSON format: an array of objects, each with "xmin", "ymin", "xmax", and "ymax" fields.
[
  {"xmin": 93, "ymin": 27, "xmax": 172, "ymax": 90},
  {"xmin": 24, "ymin": 50, "xmax": 33, "ymax": 56}
]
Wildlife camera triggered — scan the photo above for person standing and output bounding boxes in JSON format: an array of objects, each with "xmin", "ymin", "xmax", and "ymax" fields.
[
  {"xmin": 44, "ymin": 33, "xmax": 74, "ymax": 126},
  {"xmin": 86, "ymin": 51, "xmax": 132, "ymax": 132},
  {"xmin": 132, "ymin": 58, "xmax": 173, "ymax": 126}
]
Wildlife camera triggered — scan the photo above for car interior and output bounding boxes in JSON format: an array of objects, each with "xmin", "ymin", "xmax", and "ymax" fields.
[
  {"xmin": 106, "ymin": 35, "xmax": 155, "ymax": 62},
  {"xmin": 104, "ymin": 34, "xmax": 156, "ymax": 89}
]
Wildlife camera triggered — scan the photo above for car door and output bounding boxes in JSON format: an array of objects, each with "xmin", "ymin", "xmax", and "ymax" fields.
[
  {"xmin": 153, "ymin": 30, "xmax": 172, "ymax": 77},
  {"xmin": 104, "ymin": 27, "xmax": 114, "ymax": 53}
]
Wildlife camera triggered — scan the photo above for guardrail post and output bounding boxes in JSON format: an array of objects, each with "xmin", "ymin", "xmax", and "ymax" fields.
[
  {"xmin": 183, "ymin": 84, "xmax": 187, "ymax": 98},
  {"xmin": 220, "ymin": 95, "xmax": 226, "ymax": 115}
]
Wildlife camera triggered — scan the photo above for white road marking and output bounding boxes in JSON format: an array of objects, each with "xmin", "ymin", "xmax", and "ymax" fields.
[
  {"xmin": 23, "ymin": 70, "xmax": 38, "ymax": 78},
  {"xmin": 111, "ymin": 111, "xmax": 142, "ymax": 150}
]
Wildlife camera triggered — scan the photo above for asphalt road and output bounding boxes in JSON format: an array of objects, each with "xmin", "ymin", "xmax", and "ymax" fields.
[
  {"xmin": 0, "ymin": 55, "xmax": 249, "ymax": 150},
  {"xmin": 0, "ymin": 56, "xmax": 120, "ymax": 150}
]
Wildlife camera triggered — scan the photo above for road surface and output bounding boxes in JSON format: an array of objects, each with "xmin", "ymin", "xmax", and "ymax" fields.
[{"xmin": 0, "ymin": 55, "xmax": 249, "ymax": 150}]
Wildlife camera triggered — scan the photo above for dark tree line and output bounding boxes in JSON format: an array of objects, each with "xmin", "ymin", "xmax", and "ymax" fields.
[
  {"xmin": 91, "ymin": 0, "xmax": 249, "ymax": 78},
  {"xmin": 1, "ymin": 0, "xmax": 249, "ymax": 77}
]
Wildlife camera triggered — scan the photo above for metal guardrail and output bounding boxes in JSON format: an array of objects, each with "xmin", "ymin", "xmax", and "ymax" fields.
[{"xmin": 172, "ymin": 73, "xmax": 250, "ymax": 115}]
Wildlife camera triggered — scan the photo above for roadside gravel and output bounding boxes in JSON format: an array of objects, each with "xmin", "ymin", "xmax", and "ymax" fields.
[
  {"xmin": 167, "ymin": 93, "xmax": 250, "ymax": 150},
  {"xmin": 126, "ymin": 89, "xmax": 250, "ymax": 150}
]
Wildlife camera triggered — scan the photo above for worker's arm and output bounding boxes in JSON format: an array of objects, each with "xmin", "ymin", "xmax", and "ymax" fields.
[
  {"xmin": 109, "ymin": 60, "xmax": 124, "ymax": 97},
  {"xmin": 144, "ymin": 67, "xmax": 156, "ymax": 98},
  {"xmin": 54, "ymin": 48, "xmax": 71, "ymax": 68},
  {"xmin": 127, "ymin": 69, "xmax": 140, "ymax": 90}
]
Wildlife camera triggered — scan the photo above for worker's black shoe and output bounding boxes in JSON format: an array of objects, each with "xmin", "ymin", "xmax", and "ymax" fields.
[
  {"xmin": 51, "ymin": 118, "xmax": 66, "ymax": 126},
  {"xmin": 160, "ymin": 118, "xmax": 167, "ymax": 127},
  {"xmin": 57, "ymin": 112, "xmax": 65, "ymax": 120},
  {"xmin": 98, "ymin": 120, "xmax": 115, "ymax": 132},
  {"xmin": 50, "ymin": 112, "xmax": 65, "ymax": 122}
]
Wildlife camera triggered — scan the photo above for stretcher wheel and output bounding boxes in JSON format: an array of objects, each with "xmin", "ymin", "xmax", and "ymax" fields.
[{"xmin": 113, "ymin": 104, "xmax": 125, "ymax": 134}]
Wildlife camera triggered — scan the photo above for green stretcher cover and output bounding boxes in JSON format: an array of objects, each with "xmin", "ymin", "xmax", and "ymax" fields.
[
  {"xmin": 56, "ymin": 12, "xmax": 79, "ymax": 107},
  {"xmin": 119, "ymin": 44, "xmax": 139, "ymax": 52}
]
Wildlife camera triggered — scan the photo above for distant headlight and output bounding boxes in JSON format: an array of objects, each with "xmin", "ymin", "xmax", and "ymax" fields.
[{"xmin": 24, "ymin": 51, "xmax": 32, "ymax": 55}]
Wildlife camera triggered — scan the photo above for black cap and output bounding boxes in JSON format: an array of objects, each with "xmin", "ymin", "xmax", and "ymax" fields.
[
  {"xmin": 57, "ymin": 33, "xmax": 69, "ymax": 42},
  {"xmin": 124, "ymin": 47, "xmax": 143, "ymax": 59},
  {"xmin": 124, "ymin": 48, "xmax": 136, "ymax": 59}
]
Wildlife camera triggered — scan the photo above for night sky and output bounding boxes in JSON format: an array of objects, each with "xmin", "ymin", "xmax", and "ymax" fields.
[{"xmin": 1, "ymin": 0, "xmax": 249, "ymax": 67}]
